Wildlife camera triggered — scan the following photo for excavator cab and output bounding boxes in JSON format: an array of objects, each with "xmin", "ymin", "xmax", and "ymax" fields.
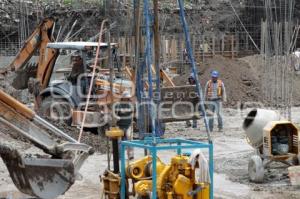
[
  {"xmin": 7, "ymin": 18, "xmax": 121, "ymax": 128},
  {"xmin": 37, "ymin": 42, "xmax": 119, "ymax": 126}
]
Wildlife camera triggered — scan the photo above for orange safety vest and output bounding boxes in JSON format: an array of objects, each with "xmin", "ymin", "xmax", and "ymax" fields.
[{"xmin": 207, "ymin": 79, "xmax": 223, "ymax": 98}]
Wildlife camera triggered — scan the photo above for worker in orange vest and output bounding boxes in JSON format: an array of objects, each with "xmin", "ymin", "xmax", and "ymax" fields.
[{"xmin": 204, "ymin": 70, "xmax": 227, "ymax": 132}]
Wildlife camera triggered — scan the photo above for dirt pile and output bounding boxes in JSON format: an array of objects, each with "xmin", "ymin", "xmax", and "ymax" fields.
[
  {"xmin": 0, "ymin": 71, "xmax": 32, "ymax": 104},
  {"xmin": 173, "ymin": 55, "xmax": 262, "ymax": 106},
  {"xmin": 51, "ymin": 123, "xmax": 108, "ymax": 154},
  {"xmin": 173, "ymin": 55, "xmax": 300, "ymax": 107}
]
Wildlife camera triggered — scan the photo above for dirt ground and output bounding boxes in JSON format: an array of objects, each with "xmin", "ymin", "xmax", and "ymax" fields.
[
  {"xmin": 1, "ymin": 107, "xmax": 300, "ymax": 199},
  {"xmin": 1, "ymin": 55, "xmax": 300, "ymax": 198}
]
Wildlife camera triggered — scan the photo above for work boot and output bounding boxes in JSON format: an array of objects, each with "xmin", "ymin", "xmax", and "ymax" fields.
[{"xmin": 218, "ymin": 128, "xmax": 223, "ymax": 132}]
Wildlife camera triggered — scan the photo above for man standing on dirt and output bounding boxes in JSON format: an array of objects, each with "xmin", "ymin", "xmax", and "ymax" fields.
[{"xmin": 204, "ymin": 70, "xmax": 226, "ymax": 132}]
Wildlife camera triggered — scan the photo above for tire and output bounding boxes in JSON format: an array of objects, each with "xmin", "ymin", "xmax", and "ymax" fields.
[
  {"xmin": 39, "ymin": 96, "xmax": 72, "ymax": 125},
  {"xmin": 248, "ymin": 155, "xmax": 264, "ymax": 183}
]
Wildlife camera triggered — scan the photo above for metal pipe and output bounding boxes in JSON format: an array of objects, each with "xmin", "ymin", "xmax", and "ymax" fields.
[
  {"xmin": 177, "ymin": 0, "xmax": 211, "ymax": 142},
  {"xmin": 120, "ymin": 144, "xmax": 126, "ymax": 199},
  {"xmin": 209, "ymin": 143, "xmax": 214, "ymax": 199},
  {"xmin": 153, "ymin": 0, "xmax": 161, "ymax": 137},
  {"xmin": 112, "ymin": 139, "xmax": 120, "ymax": 173},
  {"xmin": 143, "ymin": 0, "xmax": 156, "ymax": 142}
]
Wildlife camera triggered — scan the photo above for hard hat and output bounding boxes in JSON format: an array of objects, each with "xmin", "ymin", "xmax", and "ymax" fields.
[
  {"xmin": 122, "ymin": 90, "xmax": 131, "ymax": 98},
  {"xmin": 211, "ymin": 70, "xmax": 219, "ymax": 78}
]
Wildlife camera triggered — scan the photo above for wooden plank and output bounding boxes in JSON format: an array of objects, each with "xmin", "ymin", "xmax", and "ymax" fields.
[{"xmin": 160, "ymin": 69, "xmax": 175, "ymax": 87}]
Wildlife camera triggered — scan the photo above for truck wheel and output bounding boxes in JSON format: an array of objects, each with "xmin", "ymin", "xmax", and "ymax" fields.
[
  {"xmin": 248, "ymin": 155, "xmax": 264, "ymax": 183},
  {"xmin": 39, "ymin": 96, "xmax": 72, "ymax": 125}
]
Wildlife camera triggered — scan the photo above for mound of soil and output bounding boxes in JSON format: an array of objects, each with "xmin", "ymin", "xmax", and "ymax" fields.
[
  {"xmin": 173, "ymin": 55, "xmax": 262, "ymax": 107},
  {"xmin": 173, "ymin": 55, "xmax": 300, "ymax": 107}
]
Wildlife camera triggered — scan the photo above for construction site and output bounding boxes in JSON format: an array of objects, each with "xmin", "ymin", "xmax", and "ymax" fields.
[{"xmin": 1, "ymin": 0, "xmax": 300, "ymax": 198}]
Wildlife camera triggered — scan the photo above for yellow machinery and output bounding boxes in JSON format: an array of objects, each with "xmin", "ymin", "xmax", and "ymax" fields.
[
  {"xmin": 101, "ymin": 0, "xmax": 213, "ymax": 197},
  {"xmin": 243, "ymin": 109, "xmax": 300, "ymax": 182},
  {"xmin": 102, "ymin": 154, "xmax": 210, "ymax": 199},
  {"xmin": 263, "ymin": 121, "xmax": 299, "ymax": 159},
  {"xmin": 101, "ymin": 170, "xmax": 122, "ymax": 199}
]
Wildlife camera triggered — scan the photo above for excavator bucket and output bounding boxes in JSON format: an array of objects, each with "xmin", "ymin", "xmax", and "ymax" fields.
[
  {"xmin": 0, "ymin": 90, "xmax": 93, "ymax": 199},
  {"xmin": 0, "ymin": 144, "xmax": 76, "ymax": 199}
]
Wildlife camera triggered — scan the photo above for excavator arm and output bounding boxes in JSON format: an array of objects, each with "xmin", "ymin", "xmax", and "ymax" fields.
[
  {"xmin": 10, "ymin": 18, "xmax": 59, "ymax": 90},
  {"xmin": 0, "ymin": 89, "xmax": 93, "ymax": 198}
]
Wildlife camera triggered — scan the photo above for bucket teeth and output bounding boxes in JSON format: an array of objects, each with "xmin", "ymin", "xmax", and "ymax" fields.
[{"xmin": 0, "ymin": 143, "xmax": 76, "ymax": 199}]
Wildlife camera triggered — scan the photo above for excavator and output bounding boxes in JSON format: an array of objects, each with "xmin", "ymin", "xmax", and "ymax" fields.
[
  {"xmin": 0, "ymin": 89, "xmax": 94, "ymax": 198},
  {"xmin": 7, "ymin": 17, "xmax": 134, "ymax": 130},
  {"xmin": 6, "ymin": 17, "xmax": 200, "ymax": 133}
]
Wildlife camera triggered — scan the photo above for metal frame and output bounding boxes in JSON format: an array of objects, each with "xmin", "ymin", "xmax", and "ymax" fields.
[
  {"xmin": 177, "ymin": 0, "xmax": 211, "ymax": 140},
  {"xmin": 120, "ymin": 138, "xmax": 214, "ymax": 199},
  {"xmin": 126, "ymin": 1, "xmax": 214, "ymax": 198}
]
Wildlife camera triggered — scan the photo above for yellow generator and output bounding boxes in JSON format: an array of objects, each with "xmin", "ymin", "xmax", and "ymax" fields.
[{"xmin": 125, "ymin": 155, "xmax": 210, "ymax": 199}]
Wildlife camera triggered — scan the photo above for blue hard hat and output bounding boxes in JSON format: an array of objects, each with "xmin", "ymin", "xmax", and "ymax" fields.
[
  {"xmin": 211, "ymin": 70, "xmax": 219, "ymax": 78},
  {"xmin": 189, "ymin": 73, "xmax": 195, "ymax": 79}
]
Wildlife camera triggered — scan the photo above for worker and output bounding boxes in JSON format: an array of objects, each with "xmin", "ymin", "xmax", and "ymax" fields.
[
  {"xmin": 183, "ymin": 48, "xmax": 189, "ymax": 63},
  {"xmin": 186, "ymin": 73, "xmax": 198, "ymax": 128},
  {"xmin": 115, "ymin": 91, "xmax": 134, "ymax": 160},
  {"xmin": 204, "ymin": 70, "xmax": 226, "ymax": 132},
  {"xmin": 68, "ymin": 52, "xmax": 85, "ymax": 84}
]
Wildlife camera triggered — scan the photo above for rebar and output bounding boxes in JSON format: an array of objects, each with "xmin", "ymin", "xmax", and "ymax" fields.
[{"xmin": 261, "ymin": 0, "xmax": 298, "ymax": 120}]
